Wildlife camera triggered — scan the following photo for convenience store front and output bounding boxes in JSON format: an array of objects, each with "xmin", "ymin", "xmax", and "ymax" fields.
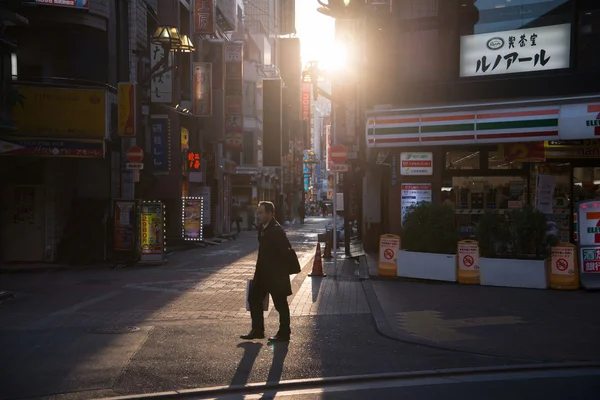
[{"xmin": 365, "ymin": 96, "xmax": 600, "ymax": 242}]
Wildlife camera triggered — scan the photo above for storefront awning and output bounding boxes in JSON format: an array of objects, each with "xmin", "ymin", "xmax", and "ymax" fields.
[{"xmin": 366, "ymin": 95, "xmax": 600, "ymax": 148}]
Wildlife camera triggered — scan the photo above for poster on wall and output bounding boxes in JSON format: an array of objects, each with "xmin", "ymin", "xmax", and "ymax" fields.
[
  {"xmin": 113, "ymin": 200, "xmax": 136, "ymax": 252},
  {"xmin": 401, "ymin": 183, "xmax": 432, "ymax": 225},
  {"xmin": 13, "ymin": 187, "xmax": 35, "ymax": 224},
  {"xmin": 140, "ymin": 202, "xmax": 164, "ymax": 260},
  {"xmin": 182, "ymin": 197, "xmax": 203, "ymax": 241}
]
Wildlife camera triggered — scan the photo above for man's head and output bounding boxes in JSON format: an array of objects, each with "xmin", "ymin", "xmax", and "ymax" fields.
[{"xmin": 257, "ymin": 201, "xmax": 275, "ymax": 225}]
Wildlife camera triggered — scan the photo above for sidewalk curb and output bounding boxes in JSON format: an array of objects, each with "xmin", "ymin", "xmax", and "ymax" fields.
[
  {"xmin": 359, "ymin": 278, "xmax": 595, "ymax": 363},
  {"xmin": 98, "ymin": 361, "xmax": 600, "ymax": 400}
]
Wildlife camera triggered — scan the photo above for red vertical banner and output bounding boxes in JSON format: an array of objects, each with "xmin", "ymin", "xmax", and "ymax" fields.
[
  {"xmin": 225, "ymin": 41, "xmax": 243, "ymax": 150},
  {"xmin": 194, "ymin": 0, "xmax": 215, "ymax": 35},
  {"xmin": 302, "ymin": 82, "xmax": 311, "ymax": 121}
]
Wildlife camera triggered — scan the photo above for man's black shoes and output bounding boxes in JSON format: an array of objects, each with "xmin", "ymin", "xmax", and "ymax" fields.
[
  {"xmin": 268, "ymin": 333, "xmax": 290, "ymax": 342},
  {"xmin": 240, "ymin": 330, "xmax": 265, "ymax": 340}
]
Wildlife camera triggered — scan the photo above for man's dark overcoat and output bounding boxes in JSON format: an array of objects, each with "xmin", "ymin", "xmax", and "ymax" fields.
[{"xmin": 253, "ymin": 219, "xmax": 293, "ymax": 297}]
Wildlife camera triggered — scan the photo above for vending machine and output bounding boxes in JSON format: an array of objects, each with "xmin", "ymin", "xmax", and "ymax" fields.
[{"xmin": 576, "ymin": 200, "xmax": 600, "ymax": 289}]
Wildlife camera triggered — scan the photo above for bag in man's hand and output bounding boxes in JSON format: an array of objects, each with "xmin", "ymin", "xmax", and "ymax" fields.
[{"xmin": 246, "ymin": 279, "xmax": 269, "ymax": 311}]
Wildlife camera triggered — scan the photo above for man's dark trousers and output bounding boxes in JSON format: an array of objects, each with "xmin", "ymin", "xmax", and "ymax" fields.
[{"xmin": 249, "ymin": 283, "xmax": 290, "ymax": 335}]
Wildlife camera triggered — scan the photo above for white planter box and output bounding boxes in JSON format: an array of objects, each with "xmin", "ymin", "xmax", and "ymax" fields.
[
  {"xmin": 479, "ymin": 257, "xmax": 548, "ymax": 289},
  {"xmin": 397, "ymin": 250, "xmax": 457, "ymax": 282}
]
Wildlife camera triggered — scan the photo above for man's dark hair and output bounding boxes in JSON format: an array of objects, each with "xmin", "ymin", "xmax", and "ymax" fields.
[{"xmin": 259, "ymin": 201, "xmax": 275, "ymax": 214}]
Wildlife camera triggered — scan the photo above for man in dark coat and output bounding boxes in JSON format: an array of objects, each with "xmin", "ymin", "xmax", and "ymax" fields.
[{"xmin": 241, "ymin": 201, "xmax": 292, "ymax": 342}]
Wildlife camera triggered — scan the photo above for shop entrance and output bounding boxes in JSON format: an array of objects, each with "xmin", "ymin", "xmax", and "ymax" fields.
[{"xmin": 0, "ymin": 185, "xmax": 46, "ymax": 262}]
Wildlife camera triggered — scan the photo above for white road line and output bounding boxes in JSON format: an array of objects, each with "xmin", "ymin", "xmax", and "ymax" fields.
[{"xmin": 23, "ymin": 291, "xmax": 122, "ymax": 330}]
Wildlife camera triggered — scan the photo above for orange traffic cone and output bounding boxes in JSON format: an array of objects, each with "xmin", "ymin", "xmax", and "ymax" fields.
[
  {"xmin": 308, "ymin": 243, "xmax": 326, "ymax": 277},
  {"xmin": 323, "ymin": 238, "xmax": 332, "ymax": 259}
]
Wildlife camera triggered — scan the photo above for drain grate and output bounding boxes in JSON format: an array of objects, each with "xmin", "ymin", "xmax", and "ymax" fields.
[{"xmin": 86, "ymin": 326, "xmax": 140, "ymax": 334}]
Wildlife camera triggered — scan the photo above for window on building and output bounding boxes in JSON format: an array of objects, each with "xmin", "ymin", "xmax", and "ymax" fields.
[
  {"xmin": 462, "ymin": 0, "xmax": 572, "ymax": 35},
  {"xmin": 488, "ymin": 150, "xmax": 524, "ymax": 169},
  {"xmin": 446, "ymin": 150, "xmax": 481, "ymax": 170},
  {"xmin": 398, "ymin": 0, "xmax": 439, "ymax": 19},
  {"xmin": 577, "ymin": 7, "xmax": 600, "ymax": 71}
]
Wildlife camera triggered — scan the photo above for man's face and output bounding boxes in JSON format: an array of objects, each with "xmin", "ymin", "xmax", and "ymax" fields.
[{"xmin": 257, "ymin": 205, "xmax": 273, "ymax": 225}]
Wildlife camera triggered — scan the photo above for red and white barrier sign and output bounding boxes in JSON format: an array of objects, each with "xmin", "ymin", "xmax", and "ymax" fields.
[
  {"xmin": 458, "ymin": 241, "xmax": 479, "ymax": 271},
  {"xmin": 379, "ymin": 236, "xmax": 400, "ymax": 264},
  {"xmin": 552, "ymin": 245, "xmax": 575, "ymax": 275}
]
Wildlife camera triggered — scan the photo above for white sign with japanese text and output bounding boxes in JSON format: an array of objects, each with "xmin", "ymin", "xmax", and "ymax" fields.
[
  {"xmin": 460, "ymin": 24, "xmax": 571, "ymax": 78},
  {"xmin": 400, "ymin": 152, "xmax": 433, "ymax": 176},
  {"xmin": 150, "ymin": 43, "xmax": 174, "ymax": 103}
]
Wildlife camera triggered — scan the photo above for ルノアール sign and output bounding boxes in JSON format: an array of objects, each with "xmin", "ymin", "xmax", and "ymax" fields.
[{"xmin": 460, "ymin": 24, "xmax": 571, "ymax": 77}]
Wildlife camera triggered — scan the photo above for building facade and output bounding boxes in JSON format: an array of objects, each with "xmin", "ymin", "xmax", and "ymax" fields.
[
  {"xmin": 0, "ymin": 0, "xmax": 153, "ymax": 264},
  {"xmin": 363, "ymin": 0, "xmax": 600, "ymax": 251}
]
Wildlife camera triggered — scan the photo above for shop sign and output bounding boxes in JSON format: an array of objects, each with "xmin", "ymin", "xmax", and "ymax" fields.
[
  {"xmin": 36, "ymin": 0, "xmax": 88, "ymax": 9},
  {"xmin": 559, "ymin": 104, "xmax": 600, "ymax": 140},
  {"xmin": 193, "ymin": 62, "xmax": 212, "ymax": 117},
  {"xmin": 150, "ymin": 44, "xmax": 174, "ymax": 103},
  {"xmin": 117, "ymin": 83, "xmax": 136, "ymax": 137},
  {"xmin": 401, "ymin": 183, "xmax": 432, "ymax": 225},
  {"xmin": 113, "ymin": 200, "xmax": 135, "ymax": 252},
  {"xmin": 460, "ymin": 24, "xmax": 571, "ymax": 77},
  {"xmin": 151, "ymin": 115, "xmax": 170, "ymax": 172},
  {"xmin": 0, "ymin": 137, "xmax": 104, "ymax": 158},
  {"xmin": 545, "ymin": 139, "xmax": 600, "ymax": 159},
  {"xmin": 11, "ymin": 86, "xmax": 107, "ymax": 138},
  {"xmin": 187, "ymin": 151, "xmax": 201, "ymax": 170},
  {"xmin": 579, "ymin": 205, "xmax": 600, "ymax": 246},
  {"xmin": 581, "ymin": 248, "xmax": 600, "ymax": 273},
  {"xmin": 400, "ymin": 152, "xmax": 433, "ymax": 175},
  {"xmin": 194, "ymin": 0, "xmax": 215, "ymax": 35},
  {"xmin": 182, "ymin": 197, "xmax": 203, "ymax": 241},
  {"xmin": 140, "ymin": 202, "xmax": 164, "ymax": 256},
  {"xmin": 225, "ymin": 42, "xmax": 243, "ymax": 147}
]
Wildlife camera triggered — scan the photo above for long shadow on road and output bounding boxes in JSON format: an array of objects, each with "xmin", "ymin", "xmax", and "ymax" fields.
[{"xmin": 0, "ymin": 220, "xmax": 324, "ymax": 400}]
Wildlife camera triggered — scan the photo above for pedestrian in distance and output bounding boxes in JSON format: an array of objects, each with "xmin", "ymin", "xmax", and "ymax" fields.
[
  {"xmin": 231, "ymin": 198, "xmax": 241, "ymax": 234},
  {"xmin": 241, "ymin": 201, "xmax": 292, "ymax": 342},
  {"xmin": 297, "ymin": 203, "xmax": 305, "ymax": 225}
]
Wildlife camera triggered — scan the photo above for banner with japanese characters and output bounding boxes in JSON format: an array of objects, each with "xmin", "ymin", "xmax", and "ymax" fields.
[
  {"xmin": 460, "ymin": 24, "xmax": 571, "ymax": 77},
  {"xmin": 151, "ymin": 115, "xmax": 170, "ymax": 172},
  {"xmin": 225, "ymin": 41, "xmax": 244, "ymax": 149},
  {"xmin": 194, "ymin": 0, "xmax": 215, "ymax": 35},
  {"xmin": 150, "ymin": 44, "xmax": 174, "ymax": 103},
  {"xmin": 193, "ymin": 62, "xmax": 212, "ymax": 117}
]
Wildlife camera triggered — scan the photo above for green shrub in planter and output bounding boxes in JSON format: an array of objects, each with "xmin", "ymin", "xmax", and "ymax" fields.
[
  {"xmin": 476, "ymin": 205, "xmax": 557, "ymax": 260},
  {"xmin": 403, "ymin": 202, "xmax": 459, "ymax": 254}
]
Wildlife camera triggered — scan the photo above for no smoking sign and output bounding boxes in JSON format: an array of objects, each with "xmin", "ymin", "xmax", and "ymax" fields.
[
  {"xmin": 463, "ymin": 255, "xmax": 474, "ymax": 267},
  {"xmin": 384, "ymin": 249, "xmax": 395, "ymax": 260},
  {"xmin": 556, "ymin": 258, "xmax": 568, "ymax": 272}
]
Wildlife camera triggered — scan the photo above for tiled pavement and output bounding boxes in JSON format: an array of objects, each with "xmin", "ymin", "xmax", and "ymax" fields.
[
  {"xmin": 289, "ymin": 258, "xmax": 370, "ymax": 317},
  {"xmin": 2, "ymin": 219, "xmax": 356, "ymax": 330}
]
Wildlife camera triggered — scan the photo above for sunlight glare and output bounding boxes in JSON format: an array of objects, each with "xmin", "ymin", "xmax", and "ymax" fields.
[{"xmin": 318, "ymin": 42, "xmax": 349, "ymax": 73}]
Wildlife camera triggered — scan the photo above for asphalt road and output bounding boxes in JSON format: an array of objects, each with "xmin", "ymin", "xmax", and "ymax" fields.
[{"xmin": 0, "ymin": 219, "xmax": 571, "ymax": 400}]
